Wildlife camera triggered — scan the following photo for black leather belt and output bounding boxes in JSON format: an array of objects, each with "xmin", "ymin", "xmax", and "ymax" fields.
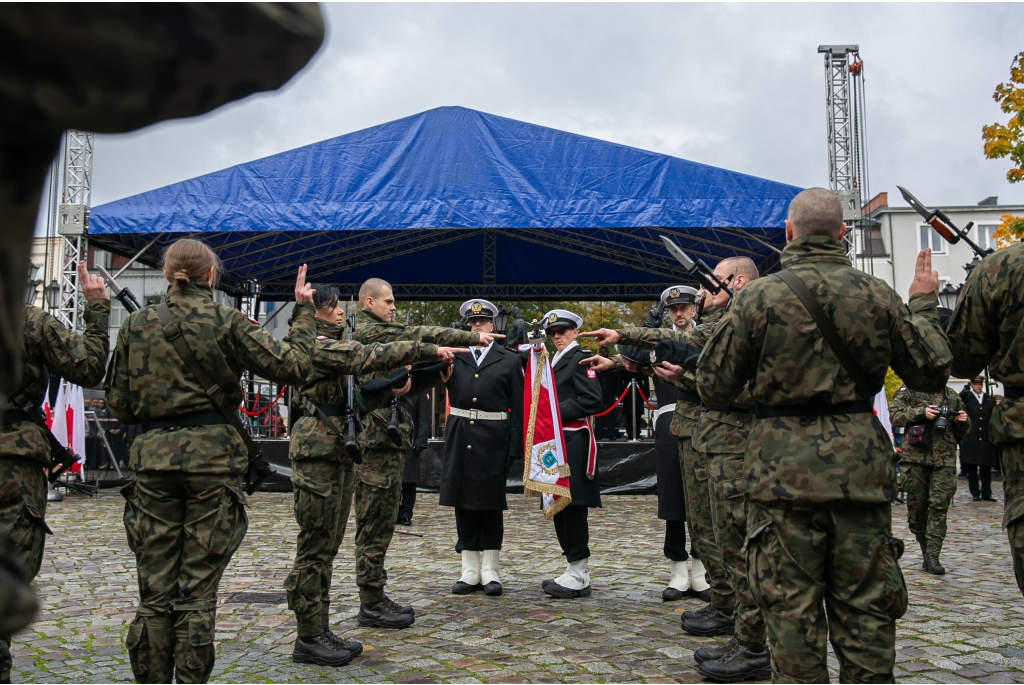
[
  {"xmin": 702, "ymin": 405, "xmax": 748, "ymax": 414},
  {"xmin": 1004, "ymin": 387, "xmax": 1024, "ymax": 400},
  {"xmin": 677, "ymin": 391, "xmax": 701, "ymax": 404},
  {"xmin": 141, "ymin": 410, "xmax": 230, "ymax": 433},
  {"xmin": 315, "ymin": 404, "xmax": 344, "ymax": 417},
  {"xmin": 1, "ymin": 408, "xmax": 35, "ymax": 427},
  {"xmin": 755, "ymin": 400, "xmax": 873, "ymax": 421}
]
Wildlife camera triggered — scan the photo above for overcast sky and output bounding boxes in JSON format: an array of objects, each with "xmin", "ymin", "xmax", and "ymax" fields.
[{"xmin": 88, "ymin": 2, "xmax": 1024, "ymax": 212}]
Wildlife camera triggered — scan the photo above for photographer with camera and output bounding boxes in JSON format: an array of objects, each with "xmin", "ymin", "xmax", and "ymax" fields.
[{"xmin": 889, "ymin": 384, "xmax": 970, "ymax": 575}]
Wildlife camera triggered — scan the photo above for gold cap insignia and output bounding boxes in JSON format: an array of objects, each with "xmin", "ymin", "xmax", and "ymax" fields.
[
  {"xmin": 547, "ymin": 313, "xmax": 558, "ymax": 324},
  {"xmin": 669, "ymin": 288, "xmax": 681, "ymax": 298},
  {"xmin": 650, "ymin": 350, "xmax": 657, "ymax": 364},
  {"xmin": 471, "ymin": 302, "xmax": 482, "ymax": 314}
]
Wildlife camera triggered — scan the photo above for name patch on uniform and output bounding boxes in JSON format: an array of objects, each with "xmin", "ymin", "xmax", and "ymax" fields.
[{"xmin": 586, "ymin": 368, "xmax": 597, "ymax": 379}]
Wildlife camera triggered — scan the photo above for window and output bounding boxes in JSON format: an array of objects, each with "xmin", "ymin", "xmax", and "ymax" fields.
[
  {"xmin": 145, "ymin": 294, "xmax": 164, "ymax": 306},
  {"xmin": 858, "ymin": 226, "xmax": 888, "ymax": 257},
  {"xmin": 109, "ymin": 302, "xmax": 131, "ymax": 328},
  {"xmin": 918, "ymin": 223, "xmax": 948, "ymax": 254},
  {"xmin": 977, "ymin": 224, "xmax": 997, "ymax": 251}
]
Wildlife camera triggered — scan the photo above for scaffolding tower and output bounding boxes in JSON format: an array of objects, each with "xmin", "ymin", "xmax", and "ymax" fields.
[
  {"xmin": 818, "ymin": 45, "xmax": 871, "ymax": 269},
  {"xmin": 48, "ymin": 130, "xmax": 94, "ymax": 331}
]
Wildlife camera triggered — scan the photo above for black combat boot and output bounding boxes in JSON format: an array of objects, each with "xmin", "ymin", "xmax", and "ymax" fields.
[
  {"xmin": 697, "ymin": 639, "xmax": 771, "ymax": 682},
  {"xmin": 682, "ymin": 602, "xmax": 717, "ymax": 622},
  {"xmin": 382, "ymin": 595, "xmax": 415, "ymax": 616},
  {"xmin": 358, "ymin": 599, "xmax": 415, "ymax": 629},
  {"xmin": 324, "ymin": 629, "xmax": 363, "ymax": 657},
  {"xmin": 694, "ymin": 636, "xmax": 738, "ymax": 664},
  {"xmin": 925, "ymin": 553, "xmax": 946, "ymax": 575},
  {"xmin": 292, "ymin": 633, "xmax": 355, "ymax": 666},
  {"xmin": 681, "ymin": 606, "xmax": 735, "ymax": 637}
]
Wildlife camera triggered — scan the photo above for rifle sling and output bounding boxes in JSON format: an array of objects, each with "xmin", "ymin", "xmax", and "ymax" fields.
[
  {"xmin": 295, "ymin": 391, "xmax": 344, "ymax": 437},
  {"xmin": 776, "ymin": 270, "xmax": 876, "ymax": 405},
  {"xmin": 155, "ymin": 303, "xmax": 261, "ymax": 462},
  {"xmin": 5, "ymin": 390, "xmax": 74, "ymax": 465}
]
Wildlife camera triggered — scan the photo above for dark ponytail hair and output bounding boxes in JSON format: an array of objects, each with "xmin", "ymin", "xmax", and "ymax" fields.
[{"xmin": 311, "ymin": 284, "xmax": 340, "ymax": 312}]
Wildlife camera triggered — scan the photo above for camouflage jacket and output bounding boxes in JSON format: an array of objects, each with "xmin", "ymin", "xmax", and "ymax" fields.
[
  {"xmin": 946, "ymin": 242, "xmax": 1024, "ymax": 526},
  {"xmin": 696, "ymin": 235, "xmax": 952, "ymax": 506},
  {"xmin": 619, "ymin": 308, "xmax": 752, "ymax": 450},
  {"xmin": 105, "ymin": 282, "xmax": 315, "ymax": 475},
  {"xmin": 353, "ymin": 308, "xmax": 479, "ymax": 451},
  {"xmin": 1, "ymin": 301, "xmax": 110, "ymax": 467},
  {"xmin": 888, "ymin": 386, "xmax": 969, "ymax": 467},
  {"xmin": 290, "ymin": 318, "xmax": 440, "ymax": 461}
]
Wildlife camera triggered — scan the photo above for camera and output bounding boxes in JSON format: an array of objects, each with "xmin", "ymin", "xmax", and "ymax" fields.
[{"xmin": 931, "ymin": 404, "xmax": 951, "ymax": 432}]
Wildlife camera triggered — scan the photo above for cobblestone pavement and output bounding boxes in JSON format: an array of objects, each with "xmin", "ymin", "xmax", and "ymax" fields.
[{"xmin": 10, "ymin": 479, "xmax": 1024, "ymax": 683}]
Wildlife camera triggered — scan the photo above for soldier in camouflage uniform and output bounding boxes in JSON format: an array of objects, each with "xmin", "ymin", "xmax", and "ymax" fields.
[
  {"xmin": 946, "ymin": 242, "xmax": 1024, "ymax": 600},
  {"xmin": 0, "ymin": 261, "xmax": 109, "ymax": 683},
  {"xmin": 351, "ymin": 279, "xmax": 496, "ymax": 628},
  {"xmin": 889, "ymin": 384, "xmax": 970, "ymax": 575},
  {"xmin": 695, "ymin": 188, "xmax": 952, "ymax": 682},
  {"xmin": 285, "ymin": 285, "xmax": 463, "ymax": 666},
  {"xmin": 105, "ymin": 240, "xmax": 317, "ymax": 684}
]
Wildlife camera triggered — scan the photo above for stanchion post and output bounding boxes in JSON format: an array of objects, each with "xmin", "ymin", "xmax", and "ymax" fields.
[{"xmin": 630, "ymin": 379, "xmax": 638, "ymax": 443}]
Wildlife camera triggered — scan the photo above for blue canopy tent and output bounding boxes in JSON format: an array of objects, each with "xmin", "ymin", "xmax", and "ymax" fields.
[{"xmin": 88, "ymin": 106, "xmax": 802, "ymax": 300}]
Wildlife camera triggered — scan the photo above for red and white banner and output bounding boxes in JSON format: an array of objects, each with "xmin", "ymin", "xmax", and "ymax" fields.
[
  {"xmin": 50, "ymin": 381, "xmax": 86, "ymax": 474},
  {"xmin": 520, "ymin": 344, "xmax": 571, "ymax": 518}
]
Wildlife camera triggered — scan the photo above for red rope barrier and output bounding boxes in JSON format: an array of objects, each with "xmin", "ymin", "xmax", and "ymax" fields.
[
  {"xmin": 636, "ymin": 385, "xmax": 656, "ymax": 411},
  {"xmin": 239, "ymin": 386, "xmax": 287, "ymax": 416},
  {"xmin": 593, "ymin": 386, "xmax": 630, "ymax": 418}
]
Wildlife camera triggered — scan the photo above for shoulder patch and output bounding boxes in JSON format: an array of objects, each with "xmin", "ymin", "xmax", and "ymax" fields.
[
  {"xmin": 317, "ymin": 335, "xmax": 329, "ymax": 340},
  {"xmin": 586, "ymin": 368, "xmax": 597, "ymax": 380},
  {"xmin": 247, "ymin": 316, "xmax": 259, "ymax": 325},
  {"xmin": 897, "ymin": 386, "xmax": 907, "ymax": 394}
]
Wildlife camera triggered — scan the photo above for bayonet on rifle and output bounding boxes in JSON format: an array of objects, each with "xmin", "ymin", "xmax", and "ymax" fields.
[
  {"xmin": 96, "ymin": 264, "xmax": 142, "ymax": 314},
  {"xmin": 897, "ymin": 186, "xmax": 991, "ymax": 260},
  {"xmin": 660, "ymin": 235, "xmax": 734, "ymax": 298}
]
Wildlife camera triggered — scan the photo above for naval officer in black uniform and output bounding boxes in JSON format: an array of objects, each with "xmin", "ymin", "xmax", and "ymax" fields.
[
  {"xmin": 541, "ymin": 309, "xmax": 604, "ymax": 599},
  {"xmin": 441, "ymin": 299, "xmax": 524, "ymax": 596}
]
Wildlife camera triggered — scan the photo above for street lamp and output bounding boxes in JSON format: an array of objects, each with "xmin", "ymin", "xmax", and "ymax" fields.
[
  {"xmin": 493, "ymin": 305, "xmax": 511, "ymax": 335},
  {"xmin": 937, "ymin": 283, "xmax": 961, "ymax": 310},
  {"xmin": 44, "ymin": 279, "xmax": 61, "ymax": 310}
]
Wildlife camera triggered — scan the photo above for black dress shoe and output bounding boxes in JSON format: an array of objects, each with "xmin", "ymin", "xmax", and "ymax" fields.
[
  {"xmin": 924, "ymin": 554, "xmax": 946, "ymax": 575},
  {"xmin": 482, "ymin": 581, "xmax": 503, "ymax": 596},
  {"xmin": 973, "ymin": 495, "xmax": 982, "ymax": 501},
  {"xmin": 452, "ymin": 580, "xmax": 481, "ymax": 595},
  {"xmin": 358, "ymin": 600, "xmax": 415, "ymax": 628},
  {"xmin": 662, "ymin": 586, "xmax": 686, "ymax": 601},
  {"xmin": 698, "ymin": 639, "xmax": 771, "ymax": 682},
  {"xmin": 693, "ymin": 588, "xmax": 712, "ymax": 603},
  {"xmin": 292, "ymin": 633, "xmax": 355, "ymax": 666},
  {"xmin": 396, "ymin": 513, "xmax": 412, "ymax": 525},
  {"xmin": 694, "ymin": 636, "xmax": 738, "ymax": 664},
  {"xmin": 542, "ymin": 579, "xmax": 592, "ymax": 598},
  {"xmin": 324, "ymin": 630, "xmax": 363, "ymax": 657},
  {"xmin": 983, "ymin": 495, "xmax": 998, "ymax": 502},
  {"xmin": 681, "ymin": 606, "xmax": 735, "ymax": 637}
]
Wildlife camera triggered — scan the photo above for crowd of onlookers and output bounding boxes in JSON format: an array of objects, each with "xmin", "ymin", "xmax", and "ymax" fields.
[{"xmin": 83, "ymin": 397, "xmax": 131, "ymax": 470}]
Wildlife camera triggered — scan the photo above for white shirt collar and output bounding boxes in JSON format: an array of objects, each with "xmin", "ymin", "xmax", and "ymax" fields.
[
  {"xmin": 974, "ymin": 390, "xmax": 985, "ymax": 403},
  {"xmin": 473, "ymin": 341, "xmax": 495, "ymax": 366},
  {"xmin": 551, "ymin": 341, "xmax": 579, "ymax": 368}
]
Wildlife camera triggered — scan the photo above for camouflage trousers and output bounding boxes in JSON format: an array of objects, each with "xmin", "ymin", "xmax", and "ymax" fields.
[
  {"xmin": 708, "ymin": 452, "xmax": 765, "ymax": 643},
  {"xmin": 354, "ymin": 448, "xmax": 404, "ymax": 604},
  {"xmin": 0, "ymin": 458, "xmax": 50, "ymax": 683},
  {"xmin": 122, "ymin": 471, "xmax": 248, "ymax": 684},
  {"xmin": 284, "ymin": 458, "xmax": 356, "ymax": 638},
  {"xmin": 902, "ymin": 463, "xmax": 956, "ymax": 556},
  {"xmin": 679, "ymin": 438, "xmax": 732, "ymax": 611},
  {"xmin": 1004, "ymin": 442, "xmax": 1024, "ymax": 600},
  {"xmin": 747, "ymin": 502, "xmax": 908, "ymax": 683}
]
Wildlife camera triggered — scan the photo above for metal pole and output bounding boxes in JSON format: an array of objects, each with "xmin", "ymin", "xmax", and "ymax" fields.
[{"xmin": 630, "ymin": 379, "xmax": 638, "ymax": 442}]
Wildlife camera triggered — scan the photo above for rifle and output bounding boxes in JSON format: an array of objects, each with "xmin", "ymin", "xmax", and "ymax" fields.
[
  {"xmin": 344, "ymin": 309, "xmax": 365, "ymax": 463},
  {"xmin": 660, "ymin": 236, "xmax": 734, "ymax": 299},
  {"xmin": 897, "ymin": 186, "xmax": 992, "ymax": 263},
  {"xmin": 96, "ymin": 265, "xmax": 142, "ymax": 313},
  {"xmin": 694, "ymin": 291, "xmax": 707, "ymax": 324},
  {"xmin": 6, "ymin": 390, "xmax": 85, "ymax": 486}
]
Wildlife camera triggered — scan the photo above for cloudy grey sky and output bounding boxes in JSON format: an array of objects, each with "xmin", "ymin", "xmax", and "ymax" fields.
[{"xmin": 89, "ymin": 2, "xmax": 1024, "ymax": 211}]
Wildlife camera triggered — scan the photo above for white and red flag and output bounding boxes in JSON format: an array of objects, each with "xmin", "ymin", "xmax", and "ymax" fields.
[
  {"xmin": 520, "ymin": 343, "xmax": 571, "ymax": 518},
  {"xmin": 50, "ymin": 381, "xmax": 86, "ymax": 474}
]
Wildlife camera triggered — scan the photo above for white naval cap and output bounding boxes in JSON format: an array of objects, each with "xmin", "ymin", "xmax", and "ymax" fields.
[
  {"xmin": 459, "ymin": 299, "xmax": 498, "ymax": 319},
  {"xmin": 660, "ymin": 285, "xmax": 699, "ymax": 305},
  {"xmin": 542, "ymin": 308, "xmax": 583, "ymax": 330}
]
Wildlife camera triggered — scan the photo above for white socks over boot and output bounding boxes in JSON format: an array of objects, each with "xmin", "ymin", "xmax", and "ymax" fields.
[
  {"xmin": 668, "ymin": 559, "xmax": 691, "ymax": 592},
  {"xmin": 690, "ymin": 557, "xmax": 711, "ymax": 592},
  {"xmin": 459, "ymin": 550, "xmax": 482, "ymax": 585},
  {"xmin": 481, "ymin": 550, "xmax": 502, "ymax": 586},
  {"xmin": 553, "ymin": 558, "xmax": 591, "ymax": 590}
]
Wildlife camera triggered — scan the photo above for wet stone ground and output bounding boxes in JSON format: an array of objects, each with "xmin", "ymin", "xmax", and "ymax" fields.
[{"xmin": 10, "ymin": 480, "xmax": 1024, "ymax": 683}]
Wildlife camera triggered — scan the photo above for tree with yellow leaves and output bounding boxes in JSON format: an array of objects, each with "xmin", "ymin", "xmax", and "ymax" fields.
[{"xmin": 984, "ymin": 50, "xmax": 1024, "ymax": 246}]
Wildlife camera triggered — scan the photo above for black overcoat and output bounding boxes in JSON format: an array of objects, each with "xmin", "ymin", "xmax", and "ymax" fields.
[
  {"xmin": 439, "ymin": 344, "xmax": 524, "ymax": 510},
  {"xmin": 653, "ymin": 378, "xmax": 685, "ymax": 521},
  {"xmin": 959, "ymin": 389, "xmax": 1001, "ymax": 467},
  {"xmin": 402, "ymin": 391, "xmax": 432, "ymax": 483},
  {"xmin": 552, "ymin": 344, "xmax": 604, "ymax": 508}
]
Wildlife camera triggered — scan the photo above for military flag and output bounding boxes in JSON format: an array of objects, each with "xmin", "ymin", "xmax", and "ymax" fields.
[{"xmin": 520, "ymin": 343, "xmax": 571, "ymax": 518}]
